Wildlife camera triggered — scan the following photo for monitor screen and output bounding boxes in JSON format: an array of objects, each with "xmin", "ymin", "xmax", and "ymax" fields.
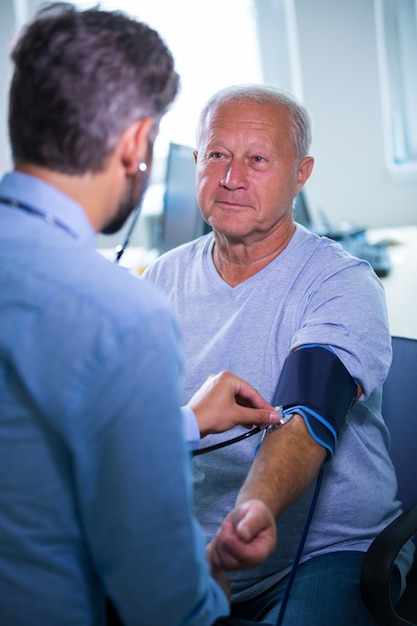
[{"xmin": 156, "ymin": 142, "xmax": 210, "ymax": 251}]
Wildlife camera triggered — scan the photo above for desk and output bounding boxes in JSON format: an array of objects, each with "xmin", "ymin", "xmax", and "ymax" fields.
[{"xmin": 369, "ymin": 226, "xmax": 417, "ymax": 340}]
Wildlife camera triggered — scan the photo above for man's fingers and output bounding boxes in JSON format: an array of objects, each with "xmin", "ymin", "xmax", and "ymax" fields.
[
  {"xmin": 207, "ymin": 500, "xmax": 277, "ymax": 572},
  {"xmin": 233, "ymin": 500, "xmax": 276, "ymax": 543},
  {"xmin": 234, "ymin": 379, "xmax": 275, "ymax": 411}
]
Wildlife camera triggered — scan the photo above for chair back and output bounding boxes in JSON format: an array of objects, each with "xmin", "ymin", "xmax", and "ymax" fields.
[{"xmin": 382, "ymin": 336, "xmax": 417, "ymax": 514}]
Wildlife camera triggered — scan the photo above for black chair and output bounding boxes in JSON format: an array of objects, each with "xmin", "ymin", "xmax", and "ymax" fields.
[{"xmin": 361, "ymin": 336, "xmax": 417, "ymax": 625}]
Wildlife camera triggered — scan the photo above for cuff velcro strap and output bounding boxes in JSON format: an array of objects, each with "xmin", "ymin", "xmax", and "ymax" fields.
[{"xmin": 273, "ymin": 345, "xmax": 357, "ymax": 458}]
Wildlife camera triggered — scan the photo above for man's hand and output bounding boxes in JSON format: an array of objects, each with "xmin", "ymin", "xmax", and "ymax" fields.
[
  {"xmin": 187, "ymin": 371, "xmax": 279, "ymax": 438},
  {"xmin": 206, "ymin": 499, "xmax": 277, "ymax": 572}
]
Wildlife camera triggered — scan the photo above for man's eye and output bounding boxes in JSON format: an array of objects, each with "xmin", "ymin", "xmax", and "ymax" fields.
[{"xmin": 253, "ymin": 155, "xmax": 266, "ymax": 163}]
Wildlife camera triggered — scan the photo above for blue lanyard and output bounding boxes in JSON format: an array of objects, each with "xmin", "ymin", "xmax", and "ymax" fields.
[{"xmin": 0, "ymin": 195, "xmax": 75, "ymax": 237}]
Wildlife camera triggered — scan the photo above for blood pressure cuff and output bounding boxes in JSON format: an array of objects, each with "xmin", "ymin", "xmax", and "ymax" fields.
[{"xmin": 272, "ymin": 345, "xmax": 358, "ymax": 459}]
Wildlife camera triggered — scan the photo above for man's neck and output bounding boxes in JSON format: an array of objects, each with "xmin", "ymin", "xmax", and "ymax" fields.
[
  {"xmin": 212, "ymin": 222, "xmax": 296, "ymax": 287},
  {"xmin": 14, "ymin": 162, "xmax": 118, "ymax": 233}
]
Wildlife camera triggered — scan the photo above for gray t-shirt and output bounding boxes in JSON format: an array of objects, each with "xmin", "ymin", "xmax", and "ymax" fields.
[{"xmin": 144, "ymin": 224, "xmax": 414, "ymax": 600}]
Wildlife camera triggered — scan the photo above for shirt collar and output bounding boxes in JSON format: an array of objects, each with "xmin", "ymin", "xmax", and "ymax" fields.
[{"xmin": 0, "ymin": 171, "xmax": 97, "ymax": 247}]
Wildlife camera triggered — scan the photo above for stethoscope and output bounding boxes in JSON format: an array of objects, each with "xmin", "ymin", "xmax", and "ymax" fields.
[
  {"xmin": 110, "ymin": 194, "xmax": 286, "ymax": 457},
  {"xmin": 1, "ymin": 195, "xmax": 322, "ymax": 626},
  {"xmin": 192, "ymin": 409, "xmax": 294, "ymax": 456},
  {"xmin": 0, "ymin": 196, "xmax": 285, "ymax": 457},
  {"xmin": 110, "ymin": 193, "xmax": 324, "ymax": 626},
  {"xmin": 113, "ymin": 197, "xmax": 145, "ymax": 263},
  {"xmin": 192, "ymin": 425, "xmax": 262, "ymax": 456},
  {"xmin": 113, "ymin": 161, "xmax": 149, "ymax": 264}
]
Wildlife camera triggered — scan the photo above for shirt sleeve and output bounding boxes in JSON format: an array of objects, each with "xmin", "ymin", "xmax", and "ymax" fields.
[
  {"xmin": 181, "ymin": 406, "xmax": 201, "ymax": 450},
  {"xmin": 290, "ymin": 260, "xmax": 392, "ymax": 399}
]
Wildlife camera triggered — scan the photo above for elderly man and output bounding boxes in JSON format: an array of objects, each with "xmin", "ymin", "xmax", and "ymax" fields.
[{"xmin": 144, "ymin": 84, "xmax": 414, "ymax": 625}]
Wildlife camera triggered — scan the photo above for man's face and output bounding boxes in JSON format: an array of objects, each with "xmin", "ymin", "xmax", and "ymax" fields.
[{"xmin": 195, "ymin": 101, "xmax": 310, "ymax": 245}]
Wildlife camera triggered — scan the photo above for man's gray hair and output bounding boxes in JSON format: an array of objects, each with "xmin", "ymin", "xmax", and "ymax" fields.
[{"xmin": 196, "ymin": 84, "xmax": 312, "ymax": 158}]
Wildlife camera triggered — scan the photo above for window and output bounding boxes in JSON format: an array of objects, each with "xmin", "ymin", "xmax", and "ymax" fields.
[{"xmin": 375, "ymin": 0, "xmax": 417, "ymax": 170}]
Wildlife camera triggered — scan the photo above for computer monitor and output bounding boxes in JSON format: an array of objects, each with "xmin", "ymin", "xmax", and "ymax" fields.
[{"xmin": 156, "ymin": 142, "xmax": 210, "ymax": 251}]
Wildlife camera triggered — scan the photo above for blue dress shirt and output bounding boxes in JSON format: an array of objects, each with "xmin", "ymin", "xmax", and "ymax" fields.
[{"xmin": 0, "ymin": 171, "xmax": 227, "ymax": 625}]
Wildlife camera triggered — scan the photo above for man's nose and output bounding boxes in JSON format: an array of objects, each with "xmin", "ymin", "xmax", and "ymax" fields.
[{"xmin": 220, "ymin": 160, "xmax": 248, "ymax": 190}]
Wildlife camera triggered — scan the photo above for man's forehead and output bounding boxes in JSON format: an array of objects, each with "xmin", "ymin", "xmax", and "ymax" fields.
[
  {"xmin": 208, "ymin": 100, "xmax": 289, "ymax": 126},
  {"xmin": 203, "ymin": 102, "xmax": 292, "ymax": 142}
]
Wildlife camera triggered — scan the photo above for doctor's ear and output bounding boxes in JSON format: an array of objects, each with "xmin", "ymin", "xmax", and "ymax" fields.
[{"xmin": 120, "ymin": 117, "xmax": 154, "ymax": 175}]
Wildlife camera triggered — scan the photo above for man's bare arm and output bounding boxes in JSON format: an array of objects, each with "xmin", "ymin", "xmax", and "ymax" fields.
[{"xmin": 235, "ymin": 414, "xmax": 326, "ymax": 518}]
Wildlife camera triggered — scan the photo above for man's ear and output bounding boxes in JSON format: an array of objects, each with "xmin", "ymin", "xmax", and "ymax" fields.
[
  {"xmin": 296, "ymin": 156, "xmax": 314, "ymax": 193},
  {"xmin": 120, "ymin": 117, "xmax": 154, "ymax": 175}
]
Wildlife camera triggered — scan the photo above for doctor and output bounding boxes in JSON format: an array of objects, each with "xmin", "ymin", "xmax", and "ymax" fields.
[{"xmin": 0, "ymin": 5, "xmax": 277, "ymax": 626}]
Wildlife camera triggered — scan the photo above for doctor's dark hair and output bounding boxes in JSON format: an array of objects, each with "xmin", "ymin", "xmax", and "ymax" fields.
[{"xmin": 8, "ymin": 2, "xmax": 179, "ymax": 174}]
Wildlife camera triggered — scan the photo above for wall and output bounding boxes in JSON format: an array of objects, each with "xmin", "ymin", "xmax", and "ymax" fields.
[
  {"xmin": 256, "ymin": 0, "xmax": 417, "ymax": 229},
  {"xmin": 293, "ymin": 0, "xmax": 417, "ymax": 229}
]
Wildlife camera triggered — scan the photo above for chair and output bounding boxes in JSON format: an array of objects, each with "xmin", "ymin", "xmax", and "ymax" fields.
[{"xmin": 361, "ymin": 336, "xmax": 417, "ymax": 625}]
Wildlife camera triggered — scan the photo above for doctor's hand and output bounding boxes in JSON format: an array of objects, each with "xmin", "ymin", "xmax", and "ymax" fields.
[
  {"xmin": 206, "ymin": 499, "xmax": 277, "ymax": 572},
  {"xmin": 187, "ymin": 371, "xmax": 279, "ymax": 438}
]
